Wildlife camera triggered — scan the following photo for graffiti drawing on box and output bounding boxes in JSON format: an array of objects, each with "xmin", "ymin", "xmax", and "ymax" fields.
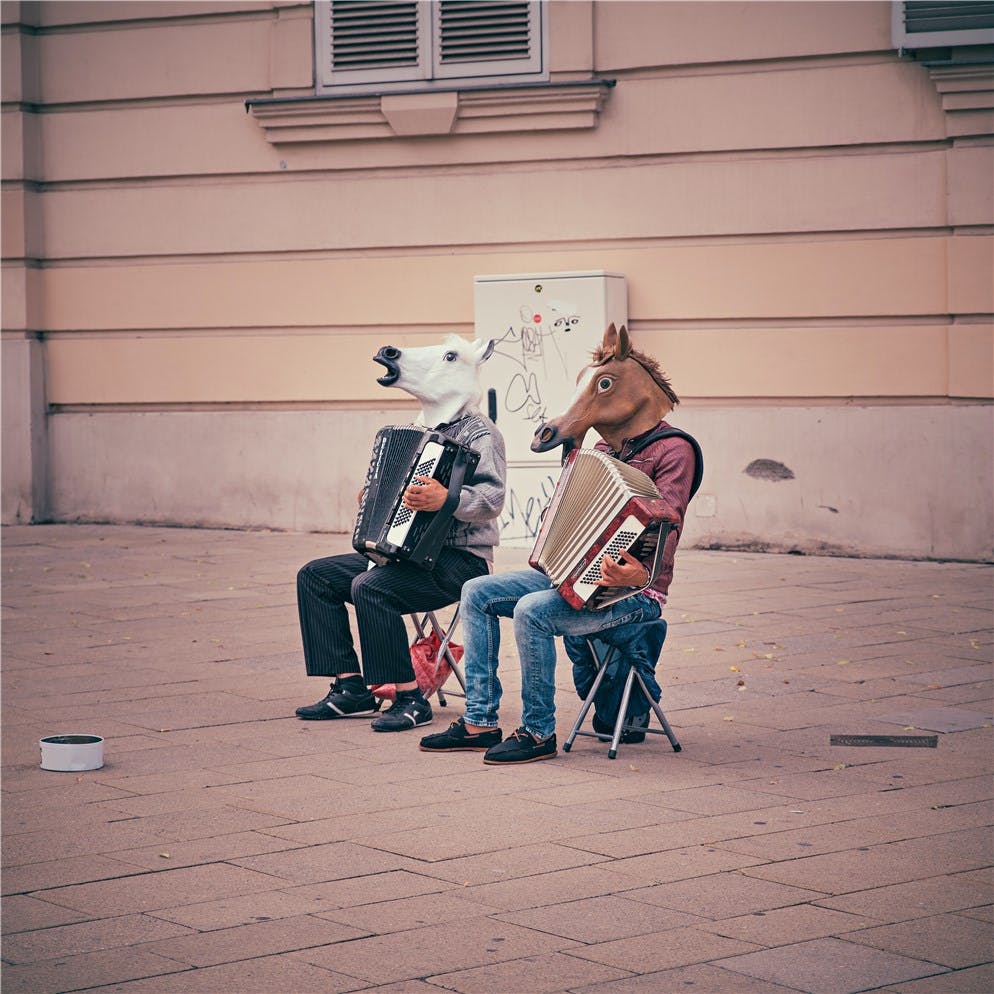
[
  {"xmin": 475, "ymin": 272, "xmax": 627, "ymax": 547},
  {"xmin": 496, "ymin": 301, "xmax": 581, "ymax": 436}
]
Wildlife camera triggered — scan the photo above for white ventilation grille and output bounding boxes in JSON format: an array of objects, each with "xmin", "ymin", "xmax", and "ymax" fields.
[
  {"xmin": 438, "ymin": 1, "xmax": 532, "ymax": 65},
  {"xmin": 317, "ymin": 0, "xmax": 546, "ymax": 94},
  {"xmin": 330, "ymin": 1, "xmax": 420, "ymax": 71}
]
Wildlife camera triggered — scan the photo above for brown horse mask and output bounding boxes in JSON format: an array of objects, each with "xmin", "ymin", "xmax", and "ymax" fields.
[{"xmin": 531, "ymin": 323, "xmax": 679, "ymax": 458}]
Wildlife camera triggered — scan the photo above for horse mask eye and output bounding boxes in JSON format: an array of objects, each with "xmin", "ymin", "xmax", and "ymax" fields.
[
  {"xmin": 597, "ymin": 376, "xmax": 613, "ymax": 392},
  {"xmin": 443, "ymin": 351, "xmax": 458, "ymax": 362}
]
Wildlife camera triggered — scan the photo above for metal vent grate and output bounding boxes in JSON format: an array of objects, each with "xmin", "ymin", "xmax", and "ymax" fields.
[
  {"xmin": 439, "ymin": 1, "xmax": 532, "ymax": 64},
  {"xmin": 903, "ymin": 1, "xmax": 994, "ymax": 34},
  {"xmin": 331, "ymin": 1, "xmax": 420, "ymax": 70},
  {"xmin": 830, "ymin": 734, "xmax": 939, "ymax": 748}
]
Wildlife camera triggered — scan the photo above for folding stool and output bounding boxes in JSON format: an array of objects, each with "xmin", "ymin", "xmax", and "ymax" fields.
[
  {"xmin": 407, "ymin": 604, "xmax": 465, "ymax": 706},
  {"xmin": 562, "ymin": 619, "xmax": 681, "ymax": 760}
]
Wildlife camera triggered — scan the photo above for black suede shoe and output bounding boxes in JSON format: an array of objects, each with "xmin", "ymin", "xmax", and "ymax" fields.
[
  {"xmin": 419, "ymin": 718, "xmax": 502, "ymax": 752},
  {"xmin": 295, "ymin": 680, "xmax": 380, "ymax": 720},
  {"xmin": 482, "ymin": 726, "xmax": 557, "ymax": 765},
  {"xmin": 371, "ymin": 690, "xmax": 433, "ymax": 732}
]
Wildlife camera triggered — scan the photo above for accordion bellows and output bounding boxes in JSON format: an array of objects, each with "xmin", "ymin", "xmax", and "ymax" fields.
[
  {"xmin": 530, "ymin": 448, "xmax": 678, "ymax": 610},
  {"xmin": 353, "ymin": 425, "xmax": 479, "ymax": 570}
]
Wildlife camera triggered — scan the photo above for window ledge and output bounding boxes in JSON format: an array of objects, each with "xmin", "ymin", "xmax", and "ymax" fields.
[{"xmin": 246, "ymin": 80, "xmax": 615, "ymax": 144}]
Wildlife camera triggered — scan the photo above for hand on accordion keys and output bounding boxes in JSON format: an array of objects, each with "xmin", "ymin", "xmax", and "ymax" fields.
[
  {"xmin": 402, "ymin": 475, "xmax": 449, "ymax": 513},
  {"xmin": 598, "ymin": 551, "xmax": 651, "ymax": 589}
]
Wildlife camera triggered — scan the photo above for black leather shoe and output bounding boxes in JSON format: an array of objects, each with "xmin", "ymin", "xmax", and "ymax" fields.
[{"xmin": 483, "ymin": 727, "xmax": 557, "ymax": 765}]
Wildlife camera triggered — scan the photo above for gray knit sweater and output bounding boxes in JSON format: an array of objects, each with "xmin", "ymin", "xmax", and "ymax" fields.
[{"xmin": 438, "ymin": 412, "xmax": 506, "ymax": 564}]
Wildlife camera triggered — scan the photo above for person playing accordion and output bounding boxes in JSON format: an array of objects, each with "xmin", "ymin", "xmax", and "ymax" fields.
[
  {"xmin": 420, "ymin": 324, "xmax": 700, "ymax": 763},
  {"xmin": 294, "ymin": 337, "xmax": 506, "ymax": 732}
]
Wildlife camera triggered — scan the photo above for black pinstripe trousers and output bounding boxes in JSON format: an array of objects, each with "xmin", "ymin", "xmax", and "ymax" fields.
[{"xmin": 296, "ymin": 549, "xmax": 488, "ymax": 685}]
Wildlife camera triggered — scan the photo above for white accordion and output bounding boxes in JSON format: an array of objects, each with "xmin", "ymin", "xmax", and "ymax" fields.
[{"xmin": 529, "ymin": 449, "xmax": 678, "ymax": 610}]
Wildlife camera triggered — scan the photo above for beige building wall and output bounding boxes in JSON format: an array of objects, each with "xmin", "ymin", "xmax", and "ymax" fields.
[{"xmin": 2, "ymin": 0, "xmax": 992, "ymax": 559}]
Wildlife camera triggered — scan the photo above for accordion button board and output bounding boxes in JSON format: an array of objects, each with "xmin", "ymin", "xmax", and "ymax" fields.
[{"xmin": 353, "ymin": 425, "xmax": 480, "ymax": 570}]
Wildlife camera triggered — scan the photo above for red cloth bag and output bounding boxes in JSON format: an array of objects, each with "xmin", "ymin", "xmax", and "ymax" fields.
[{"xmin": 371, "ymin": 630, "xmax": 463, "ymax": 702}]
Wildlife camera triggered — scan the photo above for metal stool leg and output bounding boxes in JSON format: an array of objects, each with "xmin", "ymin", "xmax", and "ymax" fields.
[
  {"xmin": 633, "ymin": 669, "xmax": 681, "ymax": 752},
  {"xmin": 564, "ymin": 630, "xmax": 681, "ymax": 758},
  {"xmin": 563, "ymin": 646, "xmax": 616, "ymax": 752},
  {"xmin": 609, "ymin": 666, "xmax": 637, "ymax": 760}
]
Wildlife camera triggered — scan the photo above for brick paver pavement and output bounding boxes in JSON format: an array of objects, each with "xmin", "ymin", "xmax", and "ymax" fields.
[{"xmin": 1, "ymin": 524, "xmax": 991, "ymax": 994}]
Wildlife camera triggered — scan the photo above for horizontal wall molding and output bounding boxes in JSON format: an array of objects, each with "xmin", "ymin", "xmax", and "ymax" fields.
[
  {"xmin": 19, "ymin": 145, "xmax": 991, "ymax": 261},
  {"xmin": 47, "ymin": 395, "xmax": 993, "ymax": 416},
  {"xmin": 32, "ymin": 236, "xmax": 993, "ymax": 332},
  {"xmin": 43, "ymin": 322, "xmax": 994, "ymax": 406}
]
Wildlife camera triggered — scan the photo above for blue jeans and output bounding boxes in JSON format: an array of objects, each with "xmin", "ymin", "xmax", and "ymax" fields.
[{"xmin": 460, "ymin": 567, "xmax": 662, "ymax": 740}]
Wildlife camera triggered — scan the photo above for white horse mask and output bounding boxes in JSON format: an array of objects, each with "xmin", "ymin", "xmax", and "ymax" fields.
[{"xmin": 373, "ymin": 335, "xmax": 496, "ymax": 427}]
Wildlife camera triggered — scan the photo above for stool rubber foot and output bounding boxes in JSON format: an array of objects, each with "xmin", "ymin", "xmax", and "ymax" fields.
[
  {"xmin": 673, "ymin": 743, "xmax": 682, "ymax": 752},
  {"xmin": 608, "ymin": 749, "xmax": 617, "ymax": 760},
  {"xmin": 562, "ymin": 742, "xmax": 572, "ymax": 752}
]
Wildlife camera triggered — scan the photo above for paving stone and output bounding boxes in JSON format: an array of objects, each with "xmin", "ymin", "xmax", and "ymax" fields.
[
  {"xmin": 1, "ymin": 855, "xmax": 146, "ymax": 896},
  {"xmin": 290, "ymin": 869, "xmax": 450, "ymax": 910},
  {"xmin": 570, "ymin": 962, "xmax": 808, "ymax": 994},
  {"xmin": 566, "ymin": 924, "xmax": 761, "ymax": 972},
  {"xmin": 699, "ymin": 903, "xmax": 878, "ymax": 944},
  {"xmin": 884, "ymin": 963, "xmax": 994, "ymax": 992},
  {"xmin": 36, "ymin": 863, "xmax": 288, "ymax": 917},
  {"xmin": 398, "ymin": 841, "xmax": 609, "ymax": 883},
  {"xmin": 0, "ymin": 947, "xmax": 188, "ymax": 994},
  {"xmin": 72, "ymin": 954, "xmax": 367, "ymax": 993},
  {"xmin": 741, "ymin": 837, "xmax": 992, "ymax": 895},
  {"xmin": 2, "ymin": 912, "xmax": 193, "ymax": 964},
  {"xmin": 954, "ymin": 905, "xmax": 994, "ymax": 923},
  {"xmin": 141, "ymin": 913, "xmax": 368, "ymax": 966},
  {"xmin": 230, "ymin": 841, "xmax": 415, "ymax": 884},
  {"xmin": 318, "ymin": 891, "xmax": 496, "ymax": 934},
  {"xmin": 495, "ymin": 894, "xmax": 704, "ymax": 943},
  {"xmin": 295, "ymin": 918, "xmax": 576, "ymax": 985},
  {"xmin": 719, "ymin": 937, "xmax": 949, "ymax": 994},
  {"xmin": 605, "ymin": 843, "xmax": 767, "ymax": 885},
  {"xmin": 1, "ymin": 820, "xmax": 169, "ymax": 867},
  {"xmin": 109, "ymin": 830, "xmax": 305, "ymax": 870},
  {"xmin": 146, "ymin": 889, "xmax": 328, "ymax": 930},
  {"xmin": 0, "ymin": 894, "xmax": 90, "ymax": 933},
  {"xmin": 877, "ymin": 708, "xmax": 993, "ymax": 733},
  {"xmin": 427, "ymin": 950, "xmax": 632, "ymax": 993},
  {"xmin": 257, "ymin": 804, "xmax": 443, "ymax": 846},
  {"xmin": 456, "ymin": 864, "xmax": 643, "ymax": 913},
  {"xmin": 841, "ymin": 913, "xmax": 994, "ymax": 968},
  {"xmin": 713, "ymin": 809, "xmax": 965, "ymax": 861},
  {"xmin": 624, "ymin": 871, "xmax": 827, "ymax": 919}
]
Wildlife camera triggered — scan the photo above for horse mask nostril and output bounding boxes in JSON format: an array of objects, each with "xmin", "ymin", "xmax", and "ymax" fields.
[
  {"xmin": 382, "ymin": 346, "xmax": 401, "ymax": 360},
  {"xmin": 537, "ymin": 426, "xmax": 555, "ymax": 443}
]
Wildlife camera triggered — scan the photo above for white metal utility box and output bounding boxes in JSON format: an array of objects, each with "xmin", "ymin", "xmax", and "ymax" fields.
[{"xmin": 473, "ymin": 270, "xmax": 628, "ymax": 547}]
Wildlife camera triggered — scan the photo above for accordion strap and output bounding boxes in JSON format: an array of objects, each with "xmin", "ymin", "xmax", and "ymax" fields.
[{"xmin": 621, "ymin": 427, "xmax": 704, "ymax": 502}]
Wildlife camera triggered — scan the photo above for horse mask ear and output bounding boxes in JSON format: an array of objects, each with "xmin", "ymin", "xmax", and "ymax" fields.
[{"xmin": 602, "ymin": 323, "xmax": 632, "ymax": 361}]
